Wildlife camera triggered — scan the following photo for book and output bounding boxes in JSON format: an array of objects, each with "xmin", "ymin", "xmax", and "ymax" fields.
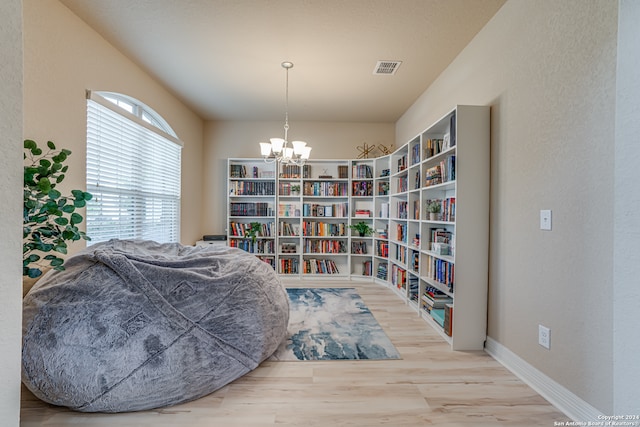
[
  {"xmin": 431, "ymin": 309, "xmax": 445, "ymax": 327},
  {"xmin": 444, "ymin": 303, "xmax": 453, "ymax": 336}
]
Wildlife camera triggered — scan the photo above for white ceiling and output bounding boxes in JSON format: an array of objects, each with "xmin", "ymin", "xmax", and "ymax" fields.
[{"xmin": 59, "ymin": 0, "xmax": 505, "ymax": 123}]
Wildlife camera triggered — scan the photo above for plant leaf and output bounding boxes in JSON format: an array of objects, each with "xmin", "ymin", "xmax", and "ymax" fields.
[
  {"xmin": 48, "ymin": 189, "xmax": 61, "ymax": 200},
  {"xmin": 27, "ymin": 268, "xmax": 43, "ymax": 278},
  {"xmin": 49, "ymin": 258, "xmax": 64, "ymax": 267},
  {"xmin": 52, "ymin": 152, "xmax": 68, "ymax": 163},
  {"xmin": 37, "ymin": 177, "xmax": 52, "ymax": 193},
  {"xmin": 70, "ymin": 213, "xmax": 83, "ymax": 225},
  {"xmin": 54, "ymin": 217, "xmax": 69, "ymax": 226}
]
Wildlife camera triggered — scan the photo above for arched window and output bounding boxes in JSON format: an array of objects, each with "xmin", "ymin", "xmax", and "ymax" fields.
[{"xmin": 85, "ymin": 90, "xmax": 182, "ymax": 244}]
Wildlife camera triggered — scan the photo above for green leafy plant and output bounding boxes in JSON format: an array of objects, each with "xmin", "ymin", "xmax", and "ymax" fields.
[
  {"xmin": 244, "ymin": 221, "xmax": 262, "ymax": 243},
  {"xmin": 290, "ymin": 184, "xmax": 300, "ymax": 193},
  {"xmin": 427, "ymin": 201, "xmax": 442, "ymax": 213},
  {"xmin": 23, "ymin": 139, "xmax": 92, "ymax": 278},
  {"xmin": 348, "ymin": 221, "xmax": 374, "ymax": 237}
]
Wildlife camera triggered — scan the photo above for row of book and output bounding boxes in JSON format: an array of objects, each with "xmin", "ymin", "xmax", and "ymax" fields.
[
  {"xmin": 352, "ymin": 180, "xmax": 373, "ymax": 197},
  {"xmin": 229, "ymin": 180, "xmax": 275, "ymax": 196},
  {"xmin": 424, "ymin": 155, "xmax": 456, "ymax": 187},
  {"xmin": 411, "ymin": 142, "xmax": 421, "ymax": 166},
  {"xmin": 395, "ymin": 245, "xmax": 407, "ymax": 264},
  {"xmin": 429, "ymin": 228, "xmax": 452, "ymax": 244},
  {"xmin": 279, "ymin": 221, "xmax": 300, "ymax": 236},
  {"xmin": 376, "ymin": 241, "xmax": 389, "ymax": 258},
  {"xmin": 413, "ymin": 200, "xmax": 420, "ymax": 220},
  {"xmin": 303, "ymin": 181, "xmax": 349, "ymax": 197},
  {"xmin": 230, "ymin": 202, "xmax": 274, "ymax": 217},
  {"xmin": 409, "ymin": 275, "xmax": 419, "ymax": 302},
  {"xmin": 397, "ymin": 175, "xmax": 408, "ymax": 193},
  {"xmin": 429, "ymin": 227, "xmax": 453, "ymax": 256},
  {"xmin": 257, "ymin": 256, "xmax": 276, "ymax": 269},
  {"xmin": 411, "ymin": 250, "xmax": 419, "ymax": 272},
  {"xmin": 278, "ymin": 203, "xmax": 299, "ymax": 217},
  {"xmin": 302, "ymin": 259, "xmax": 340, "ymax": 274},
  {"xmin": 302, "ymin": 203, "xmax": 348, "ymax": 217},
  {"xmin": 228, "ymin": 221, "xmax": 274, "ymax": 237},
  {"xmin": 425, "ymin": 256, "xmax": 455, "ymax": 292},
  {"xmin": 421, "ymin": 287, "xmax": 453, "ymax": 314},
  {"xmin": 278, "ymin": 257, "xmax": 299, "ymax": 274},
  {"xmin": 302, "ymin": 239, "xmax": 346, "ymax": 254},
  {"xmin": 352, "ymin": 164, "xmax": 373, "ymax": 179},
  {"xmin": 391, "ymin": 264, "xmax": 407, "ymax": 289},
  {"xmin": 361, "ymin": 260, "xmax": 373, "ymax": 276},
  {"xmin": 397, "ymin": 201, "xmax": 408, "ymax": 219},
  {"xmin": 397, "ymin": 155, "xmax": 407, "ymax": 172},
  {"xmin": 279, "ymin": 164, "xmax": 307, "ymax": 179},
  {"xmin": 376, "ymin": 262, "xmax": 388, "ymax": 280},
  {"xmin": 228, "ymin": 238, "xmax": 275, "ymax": 254},
  {"xmin": 351, "ymin": 241, "xmax": 368, "ymax": 255},
  {"xmin": 424, "ymin": 138, "xmax": 446, "ymax": 159},
  {"xmin": 396, "ymin": 223, "xmax": 407, "ymax": 243},
  {"xmin": 230, "ymin": 164, "xmax": 251, "ymax": 178},
  {"xmin": 278, "ymin": 182, "xmax": 300, "ymax": 196},
  {"xmin": 422, "ymin": 287, "xmax": 453, "ymax": 336},
  {"xmin": 301, "ymin": 221, "xmax": 347, "ymax": 237}
]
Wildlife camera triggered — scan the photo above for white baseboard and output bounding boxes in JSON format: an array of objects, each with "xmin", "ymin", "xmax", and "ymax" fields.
[{"xmin": 484, "ymin": 337, "xmax": 604, "ymax": 422}]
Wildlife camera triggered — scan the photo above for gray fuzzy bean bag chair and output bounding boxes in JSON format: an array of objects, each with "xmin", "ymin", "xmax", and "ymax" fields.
[{"xmin": 22, "ymin": 239, "xmax": 289, "ymax": 413}]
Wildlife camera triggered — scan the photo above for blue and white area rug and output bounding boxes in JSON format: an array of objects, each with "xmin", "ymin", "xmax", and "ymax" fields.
[{"xmin": 270, "ymin": 288, "xmax": 401, "ymax": 361}]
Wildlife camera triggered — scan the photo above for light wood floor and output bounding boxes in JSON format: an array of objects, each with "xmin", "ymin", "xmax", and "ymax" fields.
[{"xmin": 21, "ymin": 279, "xmax": 569, "ymax": 426}]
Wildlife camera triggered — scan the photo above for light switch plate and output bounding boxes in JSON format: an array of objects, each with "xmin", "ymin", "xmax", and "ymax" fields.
[{"xmin": 540, "ymin": 210, "xmax": 552, "ymax": 230}]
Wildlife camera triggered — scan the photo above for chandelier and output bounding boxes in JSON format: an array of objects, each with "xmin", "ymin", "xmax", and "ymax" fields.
[{"xmin": 259, "ymin": 61, "xmax": 311, "ymax": 164}]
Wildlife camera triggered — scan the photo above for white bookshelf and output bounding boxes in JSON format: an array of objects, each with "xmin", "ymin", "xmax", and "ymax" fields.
[
  {"xmin": 226, "ymin": 105, "xmax": 489, "ymax": 350},
  {"xmin": 226, "ymin": 158, "xmax": 277, "ymax": 270}
]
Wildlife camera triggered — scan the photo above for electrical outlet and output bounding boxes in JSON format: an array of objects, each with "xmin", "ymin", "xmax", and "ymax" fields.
[
  {"xmin": 538, "ymin": 324, "xmax": 550, "ymax": 349},
  {"xmin": 540, "ymin": 210, "xmax": 552, "ymax": 230}
]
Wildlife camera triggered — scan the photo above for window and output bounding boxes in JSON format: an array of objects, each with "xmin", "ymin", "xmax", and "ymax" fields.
[{"xmin": 86, "ymin": 90, "xmax": 182, "ymax": 244}]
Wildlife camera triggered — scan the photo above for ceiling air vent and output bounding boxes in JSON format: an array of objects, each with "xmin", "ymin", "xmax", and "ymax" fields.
[{"xmin": 373, "ymin": 60, "xmax": 402, "ymax": 75}]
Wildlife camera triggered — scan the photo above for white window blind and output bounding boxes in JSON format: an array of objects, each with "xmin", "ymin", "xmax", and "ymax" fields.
[{"xmin": 86, "ymin": 93, "xmax": 182, "ymax": 244}]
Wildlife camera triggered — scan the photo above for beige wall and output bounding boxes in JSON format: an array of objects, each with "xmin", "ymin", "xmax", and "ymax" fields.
[
  {"xmin": 23, "ymin": 0, "xmax": 205, "ymax": 248},
  {"xmin": 613, "ymin": 0, "xmax": 640, "ymax": 415},
  {"xmin": 397, "ymin": 0, "xmax": 617, "ymax": 413},
  {"xmin": 202, "ymin": 120, "xmax": 394, "ymax": 236},
  {"xmin": 0, "ymin": 1, "xmax": 24, "ymax": 425}
]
